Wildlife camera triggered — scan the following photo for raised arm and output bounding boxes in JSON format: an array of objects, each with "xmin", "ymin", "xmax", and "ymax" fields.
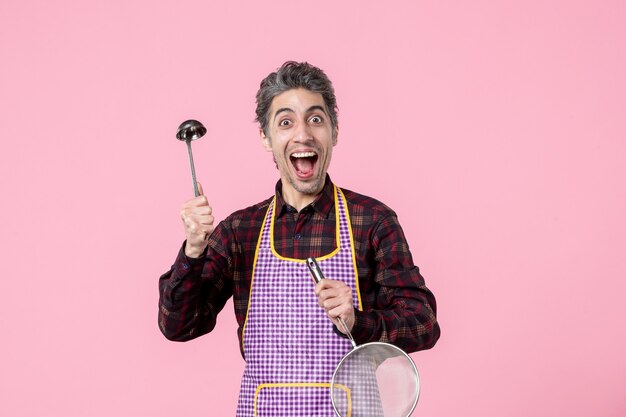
[{"xmin": 158, "ymin": 184, "xmax": 233, "ymax": 341}]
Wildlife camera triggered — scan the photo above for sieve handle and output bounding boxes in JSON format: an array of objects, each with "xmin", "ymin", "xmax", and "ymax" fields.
[{"xmin": 306, "ymin": 258, "xmax": 357, "ymax": 348}]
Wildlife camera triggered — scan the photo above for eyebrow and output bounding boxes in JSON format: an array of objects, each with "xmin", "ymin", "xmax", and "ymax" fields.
[
  {"xmin": 272, "ymin": 105, "xmax": 328, "ymax": 122},
  {"xmin": 273, "ymin": 107, "xmax": 293, "ymax": 121}
]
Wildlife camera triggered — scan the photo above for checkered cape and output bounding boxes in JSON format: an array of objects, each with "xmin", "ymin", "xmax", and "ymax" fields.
[{"xmin": 236, "ymin": 187, "xmax": 383, "ymax": 417}]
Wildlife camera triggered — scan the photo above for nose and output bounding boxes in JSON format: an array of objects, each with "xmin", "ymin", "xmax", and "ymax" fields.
[{"xmin": 294, "ymin": 121, "xmax": 313, "ymax": 142}]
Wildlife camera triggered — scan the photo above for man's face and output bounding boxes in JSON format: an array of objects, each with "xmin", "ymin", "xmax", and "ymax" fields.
[{"xmin": 261, "ymin": 88, "xmax": 337, "ymax": 201}]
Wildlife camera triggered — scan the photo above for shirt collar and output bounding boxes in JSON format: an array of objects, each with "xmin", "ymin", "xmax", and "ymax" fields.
[{"xmin": 275, "ymin": 174, "xmax": 335, "ymax": 218}]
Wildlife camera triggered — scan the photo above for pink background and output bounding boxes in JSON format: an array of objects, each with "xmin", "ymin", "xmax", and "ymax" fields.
[{"xmin": 1, "ymin": 1, "xmax": 625, "ymax": 416}]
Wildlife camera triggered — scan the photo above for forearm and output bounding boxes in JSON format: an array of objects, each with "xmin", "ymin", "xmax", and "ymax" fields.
[
  {"xmin": 158, "ymin": 243, "xmax": 230, "ymax": 341},
  {"xmin": 350, "ymin": 281, "xmax": 440, "ymax": 352}
]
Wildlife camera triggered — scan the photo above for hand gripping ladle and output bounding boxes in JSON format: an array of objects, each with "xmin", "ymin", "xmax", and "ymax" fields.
[{"xmin": 176, "ymin": 120, "xmax": 207, "ymax": 197}]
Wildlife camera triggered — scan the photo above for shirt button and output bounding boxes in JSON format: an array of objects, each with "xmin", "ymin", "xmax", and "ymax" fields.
[
  {"xmin": 294, "ymin": 233, "xmax": 302, "ymax": 240},
  {"xmin": 182, "ymin": 263, "xmax": 189, "ymax": 270}
]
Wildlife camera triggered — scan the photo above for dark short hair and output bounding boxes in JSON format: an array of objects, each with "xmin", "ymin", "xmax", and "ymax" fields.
[{"xmin": 255, "ymin": 61, "xmax": 338, "ymax": 137}]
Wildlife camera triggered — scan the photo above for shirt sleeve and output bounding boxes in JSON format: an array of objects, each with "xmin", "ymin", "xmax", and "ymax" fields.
[
  {"xmin": 158, "ymin": 222, "xmax": 234, "ymax": 342},
  {"xmin": 349, "ymin": 212, "xmax": 441, "ymax": 353}
]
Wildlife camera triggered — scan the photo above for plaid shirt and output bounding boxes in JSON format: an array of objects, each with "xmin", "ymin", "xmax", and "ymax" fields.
[{"xmin": 159, "ymin": 176, "xmax": 440, "ymax": 355}]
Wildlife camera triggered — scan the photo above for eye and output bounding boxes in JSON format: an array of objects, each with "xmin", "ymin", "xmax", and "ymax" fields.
[
  {"xmin": 279, "ymin": 119, "xmax": 292, "ymax": 127},
  {"xmin": 309, "ymin": 115, "xmax": 323, "ymax": 124}
]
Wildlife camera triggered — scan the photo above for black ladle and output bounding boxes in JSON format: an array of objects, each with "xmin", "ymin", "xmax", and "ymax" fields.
[{"xmin": 176, "ymin": 120, "xmax": 207, "ymax": 197}]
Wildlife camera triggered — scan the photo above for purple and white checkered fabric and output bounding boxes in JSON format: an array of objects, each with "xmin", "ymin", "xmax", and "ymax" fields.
[{"xmin": 236, "ymin": 187, "xmax": 365, "ymax": 417}]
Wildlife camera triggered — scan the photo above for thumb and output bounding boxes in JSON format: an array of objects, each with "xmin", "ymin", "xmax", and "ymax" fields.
[{"xmin": 197, "ymin": 182, "xmax": 204, "ymax": 196}]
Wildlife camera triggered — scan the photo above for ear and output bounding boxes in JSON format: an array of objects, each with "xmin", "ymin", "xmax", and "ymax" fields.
[
  {"xmin": 260, "ymin": 128, "xmax": 272, "ymax": 151},
  {"xmin": 332, "ymin": 125, "xmax": 339, "ymax": 146}
]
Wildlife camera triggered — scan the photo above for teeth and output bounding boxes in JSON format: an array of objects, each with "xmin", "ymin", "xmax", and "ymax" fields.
[{"xmin": 291, "ymin": 152, "xmax": 316, "ymax": 158}]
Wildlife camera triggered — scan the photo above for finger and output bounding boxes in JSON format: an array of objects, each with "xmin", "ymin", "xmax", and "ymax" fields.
[
  {"xmin": 197, "ymin": 182, "xmax": 204, "ymax": 196},
  {"xmin": 320, "ymin": 297, "xmax": 344, "ymax": 311},
  {"xmin": 181, "ymin": 200, "xmax": 211, "ymax": 220},
  {"xmin": 192, "ymin": 194, "xmax": 209, "ymax": 206},
  {"xmin": 195, "ymin": 214, "xmax": 214, "ymax": 225},
  {"xmin": 187, "ymin": 205, "xmax": 212, "ymax": 216},
  {"xmin": 180, "ymin": 209, "xmax": 211, "ymax": 227},
  {"xmin": 200, "ymin": 225, "xmax": 214, "ymax": 236},
  {"xmin": 327, "ymin": 304, "xmax": 349, "ymax": 320},
  {"xmin": 183, "ymin": 215, "xmax": 214, "ymax": 231},
  {"xmin": 314, "ymin": 278, "xmax": 343, "ymax": 295},
  {"xmin": 324, "ymin": 308, "xmax": 353, "ymax": 327},
  {"xmin": 327, "ymin": 305, "xmax": 355, "ymax": 333},
  {"xmin": 185, "ymin": 222, "xmax": 214, "ymax": 239},
  {"xmin": 316, "ymin": 281, "xmax": 351, "ymax": 300},
  {"xmin": 319, "ymin": 290, "xmax": 352, "ymax": 310}
]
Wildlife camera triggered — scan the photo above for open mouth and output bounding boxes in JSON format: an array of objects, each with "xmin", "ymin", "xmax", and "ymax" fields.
[{"xmin": 290, "ymin": 151, "xmax": 319, "ymax": 177}]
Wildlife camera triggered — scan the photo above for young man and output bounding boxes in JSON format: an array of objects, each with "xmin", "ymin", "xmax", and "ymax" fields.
[{"xmin": 159, "ymin": 61, "xmax": 440, "ymax": 416}]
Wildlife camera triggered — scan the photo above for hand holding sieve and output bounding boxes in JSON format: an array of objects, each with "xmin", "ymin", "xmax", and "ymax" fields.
[{"xmin": 307, "ymin": 257, "xmax": 421, "ymax": 417}]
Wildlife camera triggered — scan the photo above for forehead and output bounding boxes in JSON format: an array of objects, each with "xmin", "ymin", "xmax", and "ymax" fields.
[{"xmin": 269, "ymin": 88, "xmax": 327, "ymax": 114}]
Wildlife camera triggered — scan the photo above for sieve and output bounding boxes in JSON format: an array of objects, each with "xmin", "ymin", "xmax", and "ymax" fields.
[{"xmin": 307, "ymin": 257, "xmax": 420, "ymax": 417}]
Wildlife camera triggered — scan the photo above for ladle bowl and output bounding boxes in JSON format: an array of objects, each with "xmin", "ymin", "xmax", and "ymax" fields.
[
  {"xmin": 176, "ymin": 119, "xmax": 207, "ymax": 141},
  {"xmin": 176, "ymin": 119, "xmax": 207, "ymax": 197}
]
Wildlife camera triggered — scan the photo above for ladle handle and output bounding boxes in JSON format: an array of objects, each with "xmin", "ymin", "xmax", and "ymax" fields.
[
  {"xmin": 186, "ymin": 140, "xmax": 199, "ymax": 197},
  {"xmin": 306, "ymin": 258, "xmax": 357, "ymax": 348}
]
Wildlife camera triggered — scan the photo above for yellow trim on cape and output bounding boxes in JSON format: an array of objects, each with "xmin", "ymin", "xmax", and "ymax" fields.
[
  {"xmin": 241, "ymin": 184, "xmax": 363, "ymax": 354},
  {"xmin": 254, "ymin": 383, "xmax": 352, "ymax": 417},
  {"xmin": 240, "ymin": 203, "xmax": 272, "ymax": 354},
  {"xmin": 269, "ymin": 184, "xmax": 341, "ymax": 262},
  {"xmin": 337, "ymin": 188, "xmax": 364, "ymax": 312}
]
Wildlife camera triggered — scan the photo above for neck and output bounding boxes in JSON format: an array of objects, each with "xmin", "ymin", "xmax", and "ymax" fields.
[{"xmin": 281, "ymin": 186, "xmax": 320, "ymax": 212}]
